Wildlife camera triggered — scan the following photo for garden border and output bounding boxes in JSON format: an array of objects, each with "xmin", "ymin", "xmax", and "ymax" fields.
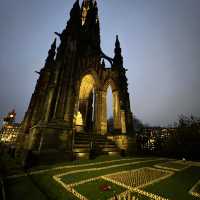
[{"xmin": 189, "ymin": 179, "xmax": 200, "ymax": 198}]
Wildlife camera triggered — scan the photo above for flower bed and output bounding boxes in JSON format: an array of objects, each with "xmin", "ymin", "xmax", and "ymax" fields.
[
  {"xmin": 75, "ymin": 178, "xmax": 126, "ymax": 200},
  {"xmin": 102, "ymin": 167, "xmax": 172, "ymax": 189}
]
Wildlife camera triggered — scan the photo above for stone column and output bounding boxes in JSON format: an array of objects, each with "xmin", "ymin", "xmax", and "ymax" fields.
[
  {"xmin": 94, "ymin": 90, "xmax": 107, "ymax": 134},
  {"xmin": 94, "ymin": 90, "xmax": 100, "ymax": 133},
  {"xmin": 120, "ymin": 110, "xmax": 126, "ymax": 133},
  {"xmin": 27, "ymin": 128, "xmax": 37, "ymax": 150},
  {"xmin": 53, "ymin": 67, "xmax": 71, "ymax": 121},
  {"xmin": 63, "ymin": 91, "xmax": 76, "ymax": 126},
  {"xmin": 113, "ymin": 91, "xmax": 121, "ymax": 131},
  {"xmin": 53, "ymin": 64, "xmax": 74, "ymax": 124},
  {"xmin": 31, "ymin": 96, "xmax": 42, "ymax": 125},
  {"xmin": 101, "ymin": 91, "xmax": 107, "ymax": 134}
]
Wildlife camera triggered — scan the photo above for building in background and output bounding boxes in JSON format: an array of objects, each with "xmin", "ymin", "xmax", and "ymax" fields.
[
  {"xmin": 136, "ymin": 127, "xmax": 176, "ymax": 152},
  {"xmin": 0, "ymin": 110, "xmax": 21, "ymax": 145}
]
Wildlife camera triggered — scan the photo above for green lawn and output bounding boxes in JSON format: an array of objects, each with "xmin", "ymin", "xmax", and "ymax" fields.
[
  {"xmin": 31, "ymin": 158, "xmax": 161, "ymax": 200},
  {"xmin": 5, "ymin": 176, "xmax": 47, "ymax": 200},
  {"xmin": 144, "ymin": 166, "xmax": 200, "ymax": 200},
  {"xmin": 3, "ymin": 156, "xmax": 200, "ymax": 200},
  {"xmin": 155, "ymin": 161, "xmax": 188, "ymax": 170},
  {"xmin": 75, "ymin": 178, "xmax": 126, "ymax": 200}
]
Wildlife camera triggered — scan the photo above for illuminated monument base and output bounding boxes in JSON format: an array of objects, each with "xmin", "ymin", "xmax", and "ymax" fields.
[{"xmin": 19, "ymin": 0, "xmax": 134, "ymax": 161}]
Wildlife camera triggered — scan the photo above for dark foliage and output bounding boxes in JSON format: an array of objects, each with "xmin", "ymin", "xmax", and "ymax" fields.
[
  {"xmin": 136, "ymin": 115, "xmax": 200, "ymax": 160},
  {"xmin": 167, "ymin": 115, "xmax": 200, "ymax": 160}
]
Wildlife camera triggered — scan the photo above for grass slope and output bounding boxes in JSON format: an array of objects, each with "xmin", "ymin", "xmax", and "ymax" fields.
[
  {"xmin": 4, "ymin": 156, "xmax": 200, "ymax": 200},
  {"xmin": 144, "ymin": 166, "xmax": 200, "ymax": 200}
]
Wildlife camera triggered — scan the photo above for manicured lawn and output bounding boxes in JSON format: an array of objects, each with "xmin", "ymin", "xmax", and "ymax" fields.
[
  {"xmin": 156, "ymin": 161, "xmax": 188, "ymax": 170},
  {"xmin": 60, "ymin": 159, "xmax": 164, "ymax": 184},
  {"xmin": 31, "ymin": 158, "xmax": 161, "ymax": 200},
  {"xmin": 144, "ymin": 166, "xmax": 200, "ymax": 200},
  {"xmin": 75, "ymin": 178, "xmax": 126, "ymax": 199},
  {"xmin": 3, "ymin": 156, "xmax": 200, "ymax": 200},
  {"xmin": 5, "ymin": 176, "xmax": 47, "ymax": 200}
]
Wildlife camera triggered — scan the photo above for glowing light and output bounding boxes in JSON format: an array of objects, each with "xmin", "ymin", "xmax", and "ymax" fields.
[
  {"xmin": 75, "ymin": 112, "xmax": 83, "ymax": 126},
  {"xmin": 79, "ymin": 74, "xmax": 95, "ymax": 99},
  {"xmin": 77, "ymin": 153, "xmax": 87, "ymax": 158}
]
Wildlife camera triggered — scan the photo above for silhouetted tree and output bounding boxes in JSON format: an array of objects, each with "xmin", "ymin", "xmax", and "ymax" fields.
[
  {"xmin": 159, "ymin": 115, "xmax": 200, "ymax": 160},
  {"xmin": 174, "ymin": 115, "xmax": 200, "ymax": 160}
]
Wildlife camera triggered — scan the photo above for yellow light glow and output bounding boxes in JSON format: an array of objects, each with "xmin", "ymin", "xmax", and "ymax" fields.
[
  {"xmin": 77, "ymin": 152, "xmax": 87, "ymax": 158},
  {"xmin": 79, "ymin": 74, "xmax": 95, "ymax": 99},
  {"xmin": 75, "ymin": 112, "xmax": 83, "ymax": 126}
]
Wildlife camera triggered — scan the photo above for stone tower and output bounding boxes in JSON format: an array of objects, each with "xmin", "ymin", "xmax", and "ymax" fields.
[{"xmin": 21, "ymin": 0, "xmax": 134, "ymax": 157}]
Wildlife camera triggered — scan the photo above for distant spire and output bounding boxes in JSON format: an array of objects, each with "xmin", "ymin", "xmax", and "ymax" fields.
[
  {"xmin": 115, "ymin": 35, "xmax": 120, "ymax": 51},
  {"xmin": 113, "ymin": 35, "xmax": 123, "ymax": 67},
  {"xmin": 45, "ymin": 38, "xmax": 56, "ymax": 66}
]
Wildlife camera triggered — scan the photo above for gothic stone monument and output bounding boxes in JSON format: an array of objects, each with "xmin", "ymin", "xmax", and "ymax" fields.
[{"xmin": 20, "ymin": 0, "xmax": 134, "ymax": 160}]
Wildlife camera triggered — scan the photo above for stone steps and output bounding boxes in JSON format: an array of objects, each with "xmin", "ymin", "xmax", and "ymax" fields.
[{"xmin": 73, "ymin": 133, "xmax": 120, "ymax": 159}]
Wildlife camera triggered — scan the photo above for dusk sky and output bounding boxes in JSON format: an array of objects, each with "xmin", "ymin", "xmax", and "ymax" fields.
[{"xmin": 0, "ymin": 0, "xmax": 200, "ymax": 126}]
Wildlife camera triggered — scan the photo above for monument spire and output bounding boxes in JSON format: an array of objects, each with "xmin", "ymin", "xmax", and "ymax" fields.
[
  {"xmin": 56, "ymin": 0, "xmax": 81, "ymax": 58},
  {"xmin": 113, "ymin": 35, "xmax": 123, "ymax": 67},
  {"xmin": 83, "ymin": 0, "xmax": 100, "ymax": 51},
  {"xmin": 81, "ymin": 0, "xmax": 92, "ymax": 25},
  {"xmin": 70, "ymin": 0, "xmax": 80, "ymax": 19},
  {"xmin": 68, "ymin": 0, "xmax": 81, "ymax": 31}
]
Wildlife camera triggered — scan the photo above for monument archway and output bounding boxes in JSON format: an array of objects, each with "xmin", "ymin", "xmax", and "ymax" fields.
[
  {"xmin": 76, "ymin": 74, "xmax": 96, "ymax": 132},
  {"xmin": 101, "ymin": 79, "xmax": 122, "ymax": 134}
]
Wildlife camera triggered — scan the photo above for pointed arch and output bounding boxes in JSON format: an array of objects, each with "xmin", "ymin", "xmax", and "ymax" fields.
[
  {"xmin": 100, "ymin": 78, "xmax": 122, "ymax": 134},
  {"xmin": 103, "ymin": 78, "xmax": 118, "ymax": 92},
  {"xmin": 75, "ymin": 71, "xmax": 98, "ymax": 132},
  {"xmin": 79, "ymin": 74, "xmax": 95, "ymax": 99},
  {"xmin": 79, "ymin": 68, "xmax": 100, "ymax": 91}
]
